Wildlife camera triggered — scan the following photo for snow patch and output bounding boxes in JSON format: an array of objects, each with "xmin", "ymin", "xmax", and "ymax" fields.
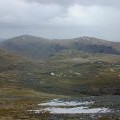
[
  {"xmin": 50, "ymin": 72, "xmax": 55, "ymax": 76},
  {"xmin": 39, "ymin": 99, "xmax": 93, "ymax": 106},
  {"xmin": 32, "ymin": 99, "xmax": 110, "ymax": 114},
  {"xmin": 42, "ymin": 107, "xmax": 109, "ymax": 114}
]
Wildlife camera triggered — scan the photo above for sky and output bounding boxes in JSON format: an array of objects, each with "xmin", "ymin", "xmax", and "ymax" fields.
[{"xmin": 0, "ymin": 0, "xmax": 120, "ymax": 41}]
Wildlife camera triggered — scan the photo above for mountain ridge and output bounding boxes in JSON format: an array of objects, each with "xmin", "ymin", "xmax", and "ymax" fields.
[
  {"xmin": 0, "ymin": 36, "xmax": 120, "ymax": 99},
  {"xmin": 0, "ymin": 34, "xmax": 120, "ymax": 59}
]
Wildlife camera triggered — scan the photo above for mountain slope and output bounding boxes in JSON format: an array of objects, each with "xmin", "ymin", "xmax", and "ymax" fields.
[
  {"xmin": 0, "ymin": 35, "xmax": 120, "ymax": 119},
  {"xmin": 0, "ymin": 35, "xmax": 120, "ymax": 59},
  {"xmin": 0, "ymin": 35, "xmax": 120, "ymax": 96},
  {"xmin": 0, "ymin": 35, "xmax": 67, "ymax": 59},
  {"xmin": 0, "ymin": 47, "xmax": 120, "ymax": 97},
  {"xmin": 54, "ymin": 37, "xmax": 120, "ymax": 54}
]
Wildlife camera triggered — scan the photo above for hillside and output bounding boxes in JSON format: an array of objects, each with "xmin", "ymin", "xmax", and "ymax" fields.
[
  {"xmin": 0, "ymin": 45, "xmax": 120, "ymax": 119},
  {"xmin": 0, "ymin": 35, "xmax": 120, "ymax": 59},
  {"xmin": 0, "ymin": 47, "xmax": 120, "ymax": 96},
  {"xmin": 0, "ymin": 35, "xmax": 120, "ymax": 96},
  {"xmin": 55, "ymin": 37, "xmax": 120, "ymax": 54},
  {"xmin": 0, "ymin": 49, "xmax": 40, "ymax": 95},
  {"xmin": 0, "ymin": 35, "xmax": 67, "ymax": 59}
]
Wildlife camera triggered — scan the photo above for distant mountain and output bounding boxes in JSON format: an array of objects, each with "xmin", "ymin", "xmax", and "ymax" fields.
[
  {"xmin": 0, "ymin": 35, "xmax": 68, "ymax": 59},
  {"xmin": 55, "ymin": 37, "xmax": 120, "ymax": 54},
  {"xmin": 0, "ymin": 47, "xmax": 120, "ymax": 96},
  {"xmin": 0, "ymin": 35, "xmax": 120, "ymax": 59}
]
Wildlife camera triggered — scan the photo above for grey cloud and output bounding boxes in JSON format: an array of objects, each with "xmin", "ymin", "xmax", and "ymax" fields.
[
  {"xmin": 23, "ymin": 0, "xmax": 120, "ymax": 8},
  {"xmin": 0, "ymin": 0, "xmax": 120, "ymax": 41}
]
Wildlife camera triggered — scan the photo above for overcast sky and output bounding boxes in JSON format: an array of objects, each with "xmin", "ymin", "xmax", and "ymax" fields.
[{"xmin": 0, "ymin": 0, "xmax": 120, "ymax": 41}]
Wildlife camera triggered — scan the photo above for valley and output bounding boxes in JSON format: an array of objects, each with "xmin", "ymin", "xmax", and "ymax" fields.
[{"xmin": 0, "ymin": 35, "xmax": 120, "ymax": 119}]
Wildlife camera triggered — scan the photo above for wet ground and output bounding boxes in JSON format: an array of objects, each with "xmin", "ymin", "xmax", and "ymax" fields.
[{"xmin": 29, "ymin": 96, "xmax": 120, "ymax": 120}]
